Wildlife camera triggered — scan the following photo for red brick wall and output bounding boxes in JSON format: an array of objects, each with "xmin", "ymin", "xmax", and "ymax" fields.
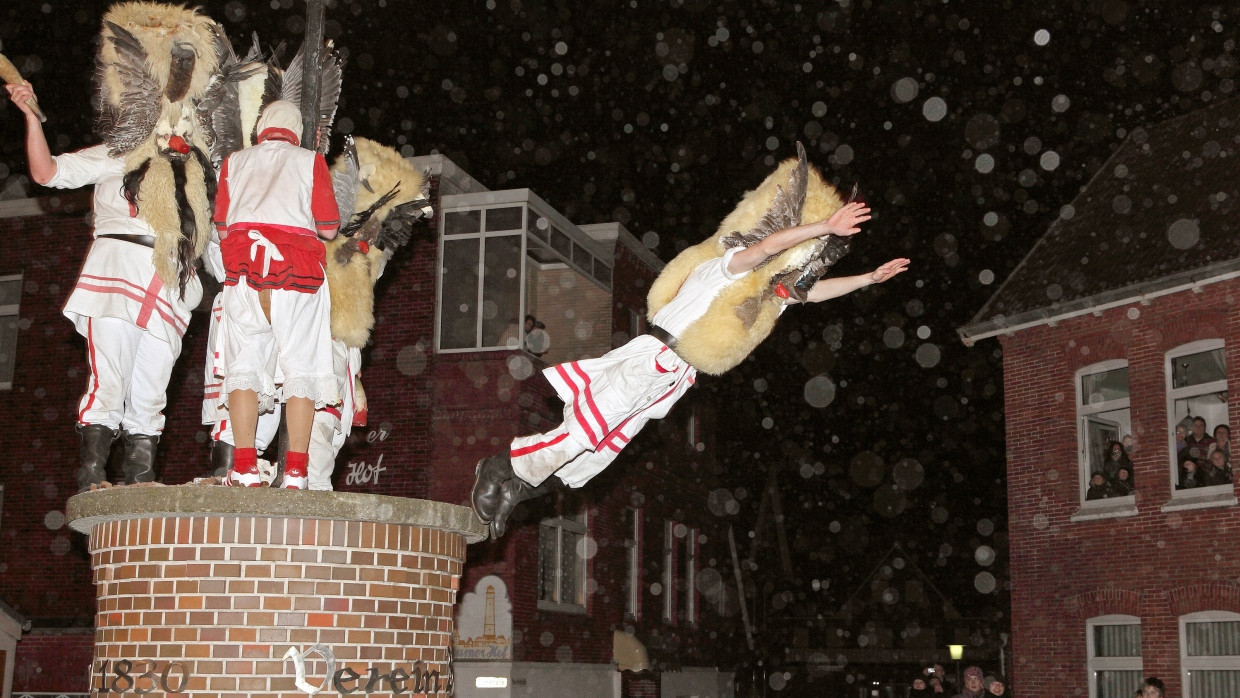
[
  {"xmin": 11, "ymin": 632, "xmax": 93, "ymax": 692},
  {"xmin": 0, "ymin": 202, "xmax": 100, "ymax": 626},
  {"xmin": 1000, "ymin": 279, "xmax": 1240, "ymax": 697},
  {"xmin": 87, "ymin": 515, "xmax": 462, "ymax": 696}
]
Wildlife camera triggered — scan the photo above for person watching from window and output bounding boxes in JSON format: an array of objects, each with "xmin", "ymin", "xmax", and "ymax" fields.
[{"xmin": 1184, "ymin": 416, "xmax": 1215, "ymax": 469}]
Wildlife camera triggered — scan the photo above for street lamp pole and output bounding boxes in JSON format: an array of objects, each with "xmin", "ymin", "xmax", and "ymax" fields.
[{"xmin": 948, "ymin": 644, "xmax": 964, "ymax": 692}]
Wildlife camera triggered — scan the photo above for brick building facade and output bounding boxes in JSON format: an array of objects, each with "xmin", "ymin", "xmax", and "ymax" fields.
[
  {"xmin": 960, "ymin": 98, "xmax": 1240, "ymax": 698},
  {"xmin": 0, "ymin": 154, "xmax": 741, "ymax": 696}
]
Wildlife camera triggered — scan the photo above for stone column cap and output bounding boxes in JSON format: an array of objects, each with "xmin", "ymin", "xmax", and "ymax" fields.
[{"xmin": 66, "ymin": 487, "xmax": 487, "ymax": 543}]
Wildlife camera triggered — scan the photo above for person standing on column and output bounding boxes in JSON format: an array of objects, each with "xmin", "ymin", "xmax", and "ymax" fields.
[
  {"xmin": 212, "ymin": 100, "xmax": 341, "ymax": 489},
  {"xmin": 6, "ymin": 81, "xmax": 204, "ymax": 491}
]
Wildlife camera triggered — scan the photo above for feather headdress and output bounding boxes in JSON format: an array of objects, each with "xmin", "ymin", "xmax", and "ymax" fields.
[
  {"xmin": 325, "ymin": 137, "xmax": 432, "ymax": 348},
  {"xmin": 646, "ymin": 143, "xmax": 848, "ymax": 375}
]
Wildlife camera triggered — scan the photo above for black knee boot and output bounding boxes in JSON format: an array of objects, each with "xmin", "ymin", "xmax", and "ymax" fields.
[
  {"xmin": 488, "ymin": 475, "xmax": 560, "ymax": 540},
  {"xmin": 76, "ymin": 424, "xmax": 118, "ymax": 493},
  {"xmin": 472, "ymin": 454, "xmax": 516, "ymax": 524},
  {"xmin": 210, "ymin": 440, "xmax": 234, "ymax": 478},
  {"xmin": 121, "ymin": 433, "xmax": 159, "ymax": 484}
]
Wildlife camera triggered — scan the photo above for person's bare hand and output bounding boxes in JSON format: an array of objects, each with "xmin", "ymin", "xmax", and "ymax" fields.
[
  {"xmin": 823, "ymin": 201, "xmax": 871, "ymax": 237},
  {"xmin": 5, "ymin": 82, "xmax": 38, "ymax": 119},
  {"xmin": 870, "ymin": 257, "xmax": 910, "ymax": 283}
]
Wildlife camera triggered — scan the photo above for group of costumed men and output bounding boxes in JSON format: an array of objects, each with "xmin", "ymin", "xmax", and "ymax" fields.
[
  {"xmin": 6, "ymin": 3, "xmax": 909, "ymax": 535},
  {"xmin": 3, "ymin": 2, "xmax": 429, "ymax": 492}
]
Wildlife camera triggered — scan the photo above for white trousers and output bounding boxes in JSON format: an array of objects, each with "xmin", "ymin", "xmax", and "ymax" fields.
[{"xmin": 74, "ymin": 316, "xmax": 176, "ymax": 435}]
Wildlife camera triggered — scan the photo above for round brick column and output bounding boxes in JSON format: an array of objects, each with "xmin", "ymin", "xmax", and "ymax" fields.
[{"xmin": 67, "ymin": 487, "xmax": 485, "ymax": 697}]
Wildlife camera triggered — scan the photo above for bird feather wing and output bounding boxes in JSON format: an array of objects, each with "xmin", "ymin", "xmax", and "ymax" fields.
[
  {"xmin": 331, "ymin": 135, "xmax": 360, "ymax": 220},
  {"xmin": 721, "ymin": 141, "xmax": 809, "ymax": 253},
  {"xmin": 96, "ymin": 21, "xmax": 162, "ymax": 156}
]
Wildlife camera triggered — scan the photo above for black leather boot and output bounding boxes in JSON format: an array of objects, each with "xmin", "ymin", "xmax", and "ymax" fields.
[
  {"xmin": 471, "ymin": 454, "xmax": 516, "ymax": 524},
  {"xmin": 121, "ymin": 432, "xmax": 159, "ymax": 484},
  {"xmin": 488, "ymin": 475, "xmax": 560, "ymax": 540},
  {"xmin": 76, "ymin": 424, "xmax": 117, "ymax": 493},
  {"xmin": 210, "ymin": 440, "xmax": 234, "ymax": 478}
]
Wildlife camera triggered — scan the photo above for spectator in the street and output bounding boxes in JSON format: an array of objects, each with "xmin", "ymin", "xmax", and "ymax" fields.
[
  {"xmin": 984, "ymin": 676, "xmax": 1006, "ymax": 697},
  {"xmin": 910, "ymin": 677, "xmax": 933, "ymax": 697},
  {"xmin": 1140, "ymin": 677, "xmax": 1164, "ymax": 698},
  {"xmin": 953, "ymin": 666, "xmax": 985, "ymax": 698}
]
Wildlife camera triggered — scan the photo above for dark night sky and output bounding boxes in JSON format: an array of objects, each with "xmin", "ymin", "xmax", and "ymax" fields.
[{"xmin": 1, "ymin": 0, "xmax": 1234, "ymax": 630}]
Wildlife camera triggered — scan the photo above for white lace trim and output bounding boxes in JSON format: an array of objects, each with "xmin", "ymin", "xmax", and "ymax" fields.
[
  {"xmin": 222, "ymin": 374, "xmax": 278, "ymax": 413},
  {"xmin": 281, "ymin": 374, "xmax": 341, "ymax": 410}
]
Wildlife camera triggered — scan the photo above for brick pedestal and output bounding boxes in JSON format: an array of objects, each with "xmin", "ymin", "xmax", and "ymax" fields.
[{"xmin": 66, "ymin": 487, "xmax": 486, "ymax": 698}]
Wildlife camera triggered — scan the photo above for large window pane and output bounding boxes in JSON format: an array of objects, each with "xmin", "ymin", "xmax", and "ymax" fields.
[
  {"xmin": 484, "ymin": 206, "xmax": 523, "ymax": 232},
  {"xmin": 1082, "ymin": 367, "xmax": 1129, "ymax": 405},
  {"xmin": 1094, "ymin": 623, "xmax": 1141, "ymax": 656},
  {"xmin": 561, "ymin": 530, "xmax": 583, "ymax": 605},
  {"xmin": 1173, "ymin": 348, "xmax": 1226, "ymax": 389},
  {"xmin": 440, "ymin": 239, "xmax": 480, "ymax": 349},
  {"xmin": 480, "ymin": 235, "xmax": 522, "ymax": 348},
  {"xmin": 0, "ymin": 278, "xmax": 20, "ymax": 306},
  {"xmin": 551, "ymin": 226, "xmax": 572, "ymax": 257},
  {"xmin": 1095, "ymin": 671, "xmax": 1141, "ymax": 698},
  {"xmin": 538, "ymin": 524, "xmax": 557, "ymax": 603},
  {"xmin": 1190, "ymin": 670, "xmax": 1240, "ymax": 698},
  {"xmin": 0, "ymin": 314, "xmax": 16, "ymax": 386},
  {"xmin": 1186, "ymin": 620, "xmax": 1240, "ymax": 656},
  {"xmin": 528, "ymin": 213, "xmax": 550, "ymax": 241},
  {"xmin": 443, "ymin": 210, "xmax": 481, "ymax": 235}
]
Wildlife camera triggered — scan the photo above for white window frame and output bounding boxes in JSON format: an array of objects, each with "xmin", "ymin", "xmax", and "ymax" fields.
[
  {"xmin": 0, "ymin": 272, "xmax": 20, "ymax": 391},
  {"xmin": 1076, "ymin": 360, "xmax": 1133, "ymax": 505},
  {"xmin": 1087, "ymin": 614, "xmax": 1143, "ymax": 698},
  {"xmin": 662, "ymin": 519, "xmax": 676, "ymax": 624},
  {"xmin": 434, "ymin": 189, "xmax": 613, "ymax": 355},
  {"xmin": 536, "ymin": 510, "xmax": 589, "ymax": 614},
  {"xmin": 1166, "ymin": 340, "xmax": 1229, "ymax": 498},
  {"xmin": 1180, "ymin": 610, "xmax": 1240, "ymax": 698},
  {"xmin": 623, "ymin": 507, "xmax": 641, "ymax": 620}
]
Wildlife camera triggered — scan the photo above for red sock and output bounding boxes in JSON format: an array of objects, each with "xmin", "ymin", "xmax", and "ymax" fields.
[
  {"xmin": 234, "ymin": 447, "xmax": 258, "ymax": 473},
  {"xmin": 285, "ymin": 451, "xmax": 308, "ymax": 477}
]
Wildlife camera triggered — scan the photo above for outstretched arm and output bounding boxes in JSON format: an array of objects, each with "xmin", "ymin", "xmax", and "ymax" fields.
[
  {"xmin": 5, "ymin": 82, "xmax": 55, "ymax": 185},
  {"xmin": 727, "ymin": 202, "xmax": 871, "ymax": 275},
  {"xmin": 798, "ymin": 257, "xmax": 910, "ymax": 303}
]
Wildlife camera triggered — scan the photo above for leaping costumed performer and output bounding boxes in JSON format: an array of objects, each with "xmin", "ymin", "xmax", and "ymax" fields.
[{"xmin": 471, "ymin": 143, "xmax": 910, "ymax": 539}]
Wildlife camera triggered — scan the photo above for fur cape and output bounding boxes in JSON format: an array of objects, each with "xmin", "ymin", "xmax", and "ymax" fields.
[
  {"xmin": 325, "ymin": 138, "xmax": 428, "ymax": 348},
  {"xmin": 96, "ymin": 2, "xmax": 222, "ymax": 291},
  {"xmin": 646, "ymin": 155, "xmax": 845, "ymax": 375}
]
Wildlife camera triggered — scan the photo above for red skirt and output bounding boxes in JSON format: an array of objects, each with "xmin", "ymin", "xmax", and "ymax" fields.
[{"xmin": 221, "ymin": 226, "xmax": 326, "ymax": 292}]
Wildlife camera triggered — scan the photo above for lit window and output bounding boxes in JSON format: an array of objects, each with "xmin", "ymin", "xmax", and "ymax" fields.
[
  {"xmin": 1087, "ymin": 615, "xmax": 1142, "ymax": 698},
  {"xmin": 684, "ymin": 527, "xmax": 698, "ymax": 625},
  {"xmin": 1167, "ymin": 341, "xmax": 1230, "ymax": 493},
  {"xmin": 537, "ymin": 508, "xmax": 588, "ymax": 614},
  {"xmin": 0, "ymin": 273, "xmax": 20, "ymax": 390},
  {"xmin": 1077, "ymin": 361, "xmax": 1133, "ymax": 503},
  {"xmin": 623, "ymin": 507, "xmax": 641, "ymax": 620},
  {"xmin": 1181, "ymin": 611, "xmax": 1240, "ymax": 697},
  {"xmin": 662, "ymin": 519, "xmax": 676, "ymax": 624}
]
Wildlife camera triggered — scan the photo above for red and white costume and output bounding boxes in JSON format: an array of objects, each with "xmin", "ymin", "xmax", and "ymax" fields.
[
  {"xmin": 510, "ymin": 247, "xmax": 765, "ymax": 488},
  {"xmin": 211, "ymin": 127, "xmax": 340, "ymax": 412},
  {"xmin": 306, "ymin": 339, "xmax": 362, "ymax": 490},
  {"xmin": 49, "ymin": 144, "xmax": 202, "ymax": 435}
]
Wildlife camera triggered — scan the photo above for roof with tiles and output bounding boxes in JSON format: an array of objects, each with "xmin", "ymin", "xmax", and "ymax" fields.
[{"xmin": 961, "ymin": 96, "xmax": 1240, "ymax": 343}]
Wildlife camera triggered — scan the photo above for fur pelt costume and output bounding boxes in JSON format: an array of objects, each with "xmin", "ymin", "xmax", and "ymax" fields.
[
  {"xmin": 326, "ymin": 136, "xmax": 432, "ymax": 348},
  {"xmin": 646, "ymin": 143, "xmax": 850, "ymax": 375},
  {"xmin": 94, "ymin": 2, "xmax": 223, "ymax": 294}
]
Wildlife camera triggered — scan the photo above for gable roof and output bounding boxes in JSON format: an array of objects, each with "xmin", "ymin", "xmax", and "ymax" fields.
[
  {"xmin": 959, "ymin": 97, "xmax": 1240, "ymax": 345},
  {"xmin": 834, "ymin": 543, "xmax": 962, "ymax": 621}
]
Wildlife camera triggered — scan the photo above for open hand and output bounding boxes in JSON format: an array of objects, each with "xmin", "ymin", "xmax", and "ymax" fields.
[
  {"xmin": 823, "ymin": 201, "xmax": 871, "ymax": 237},
  {"xmin": 870, "ymin": 258, "xmax": 910, "ymax": 283}
]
